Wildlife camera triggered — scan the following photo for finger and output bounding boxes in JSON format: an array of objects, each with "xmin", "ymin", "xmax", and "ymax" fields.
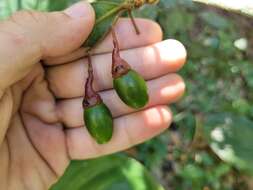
[
  {"xmin": 43, "ymin": 18, "xmax": 162, "ymax": 65},
  {"xmin": 0, "ymin": 1, "xmax": 95, "ymax": 90},
  {"xmin": 65, "ymin": 105, "xmax": 172, "ymax": 159},
  {"xmin": 47, "ymin": 39, "xmax": 187, "ymax": 98},
  {"xmin": 21, "ymin": 113, "xmax": 69, "ymax": 176},
  {"xmin": 57, "ymin": 74, "xmax": 184, "ymax": 128}
]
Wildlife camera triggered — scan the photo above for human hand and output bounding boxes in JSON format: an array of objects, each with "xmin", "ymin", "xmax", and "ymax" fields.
[{"xmin": 0, "ymin": 1, "xmax": 186, "ymax": 189}]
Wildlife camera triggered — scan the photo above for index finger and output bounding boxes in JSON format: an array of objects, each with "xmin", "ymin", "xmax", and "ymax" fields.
[{"xmin": 43, "ymin": 18, "xmax": 162, "ymax": 65}]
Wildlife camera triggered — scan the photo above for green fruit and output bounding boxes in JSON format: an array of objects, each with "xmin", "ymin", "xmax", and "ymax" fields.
[
  {"xmin": 84, "ymin": 103, "xmax": 113, "ymax": 144},
  {"xmin": 113, "ymin": 70, "xmax": 149, "ymax": 109}
]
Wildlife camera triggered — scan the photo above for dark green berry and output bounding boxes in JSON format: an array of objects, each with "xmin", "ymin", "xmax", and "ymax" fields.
[
  {"xmin": 83, "ymin": 55, "xmax": 113, "ymax": 144},
  {"xmin": 113, "ymin": 70, "xmax": 148, "ymax": 109},
  {"xmin": 111, "ymin": 29, "xmax": 149, "ymax": 109},
  {"xmin": 84, "ymin": 103, "xmax": 113, "ymax": 144}
]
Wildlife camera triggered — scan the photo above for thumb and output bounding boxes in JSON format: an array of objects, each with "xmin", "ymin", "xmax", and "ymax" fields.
[{"xmin": 0, "ymin": 1, "xmax": 95, "ymax": 90}]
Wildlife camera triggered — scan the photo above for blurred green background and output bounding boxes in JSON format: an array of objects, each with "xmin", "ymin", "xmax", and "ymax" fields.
[{"xmin": 1, "ymin": 0, "xmax": 252, "ymax": 189}]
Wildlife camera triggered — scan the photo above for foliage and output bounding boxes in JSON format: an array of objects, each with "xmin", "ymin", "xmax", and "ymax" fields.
[
  {"xmin": 0, "ymin": 0, "xmax": 253, "ymax": 190},
  {"xmin": 134, "ymin": 1, "xmax": 253, "ymax": 189},
  {"xmin": 83, "ymin": 0, "xmax": 123, "ymax": 48},
  {"xmin": 50, "ymin": 154, "xmax": 164, "ymax": 190},
  {"xmin": 204, "ymin": 113, "xmax": 253, "ymax": 175}
]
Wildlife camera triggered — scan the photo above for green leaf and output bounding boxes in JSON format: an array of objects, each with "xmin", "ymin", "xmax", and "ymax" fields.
[
  {"xmin": 50, "ymin": 154, "xmax": 164, "ymax": 190},
  {"xmin": 47, "ymin": 0, "xmax": 69, "ymax": 11},
  {"xmin": 232, "ymin": 98, "xmax": 252, "ymax": 116},
  {"xmin": 203, "ymin": 113, "xmax": 253, "ymax": 174},
  {"xmin": 174, "ymin": 112, "xmax": 196, "ymax": 145},
  {"xmin": 241, "ymin": 61, "xmax": 253, "ymax": 88},
  {"xmin": 213, "ymin": 163, "xmax": 231, "ymax": 178},
  {"xmin": 84, "ymin": 0, "xmax": 159, "ymax": 49},
  {"xmin": 133, "ymin": 4, "xmax": 159, "ymax": 20},
  {"xmin": 200, "ymin": 11, "xmax": 230, "ymax": 29},
  {"xmin": 179, "ymin": 164, "xmax": 205, "ymax": 181},
  {"xmin": 84, "ymin": 1, "xmax": 123, "ymax": 49},
  {"xmin": 137, "ymin": 134, "xmax": 169, "ymax": 170},
  {"xmin": 158, "ymin": 8, "xmax": 195, "ymax": 38}
]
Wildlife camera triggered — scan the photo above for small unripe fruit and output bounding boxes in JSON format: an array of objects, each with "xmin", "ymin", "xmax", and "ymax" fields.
[
  {"xmin": 111, "ymin": 29, "xmax": 149, "ymax": 109},
  {"xmin": 114, "ymin": 70, "xmax": 148, "ymax": 109},
  {"xmin": 83, "ymin": 55, "xmax": 113, "ymax": 144},
  {"xmin": 84, "ymin": 103, "xmax": 113, "ymax": 144}
]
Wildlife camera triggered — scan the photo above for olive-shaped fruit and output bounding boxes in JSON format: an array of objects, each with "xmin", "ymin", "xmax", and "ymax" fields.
[
  {"xmin": 83, "ymin": 55, "xmax": 113, "ymax": 144},
  {"xmin": 111, "ymin": 29, "xmax": 149, "ymax": 109},
  {"xmin": 113, "ymin": 69, "xmax": 148, "ymax": 109},
  {"xmin": 84, "ymin": 103, "xmax": 113, "ymax": 144}
]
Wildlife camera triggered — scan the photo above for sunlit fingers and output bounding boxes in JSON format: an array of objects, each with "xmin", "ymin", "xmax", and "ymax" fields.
[
  {"xmin": 44, "ymin": 18, "xmax": 162, "ymax": 65},
  {"xmin": 65, "ymin": 105, "xmax": 172, "ymax": 159},
  {"xmin": 56, "ymin": 74, "xmax": 185, "ymax": 128},
  {"xmin": 46, "ymin": 39, "xmax": 186, "ymax": 98}
]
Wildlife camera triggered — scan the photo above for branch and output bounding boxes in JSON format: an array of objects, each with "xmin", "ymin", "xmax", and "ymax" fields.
[{"xmin": 192, "ymin": 0, "xmax": 253, "ymax": 17}]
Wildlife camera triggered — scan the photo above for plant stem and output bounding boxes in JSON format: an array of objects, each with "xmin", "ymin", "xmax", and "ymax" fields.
[
  {"xmin": 96, "ymin": 5, "xmax": 123, "ymax": 25},
  {"xmin": 85, "ymin": 53, "xmax": 95, "ymax": 101},
  {"xmin": 83, "ymin": 53, "xmax": 102, "ymax": 108},
  {"xmin": 128, "ymin": 10, "xmax": 140, "ymax": 35},
  {"xmin": 193, "ymin": 0, "xmax": 253, "ymax": 17},
  {"xmin": 111, "ymin": 28, "xmax": 131, "ymax": 78}
]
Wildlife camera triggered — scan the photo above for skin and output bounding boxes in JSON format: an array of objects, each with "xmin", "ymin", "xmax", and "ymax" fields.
[{"xmin": 0, "ymin": 1, "xmax": 186, "ymax": 190}]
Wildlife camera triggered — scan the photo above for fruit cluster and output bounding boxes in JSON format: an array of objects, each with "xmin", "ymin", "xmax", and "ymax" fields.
[{"xmin": 83, "ymin": 0, "xmax": 158, "ymax": 144}]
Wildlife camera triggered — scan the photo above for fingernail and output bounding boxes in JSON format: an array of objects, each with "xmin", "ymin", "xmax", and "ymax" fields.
[{"xmin": 64, "ymin": 1, "xmax": 93, "ymax": 18}]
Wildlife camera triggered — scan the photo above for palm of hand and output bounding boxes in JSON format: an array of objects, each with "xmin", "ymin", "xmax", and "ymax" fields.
[
  {"xmin": 0, "ymin": 63, "xmax": 64, "ymax": 189},
  {"xmin": 0, "ymin": 15, "xmax": 186, "ymax": 190}
]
